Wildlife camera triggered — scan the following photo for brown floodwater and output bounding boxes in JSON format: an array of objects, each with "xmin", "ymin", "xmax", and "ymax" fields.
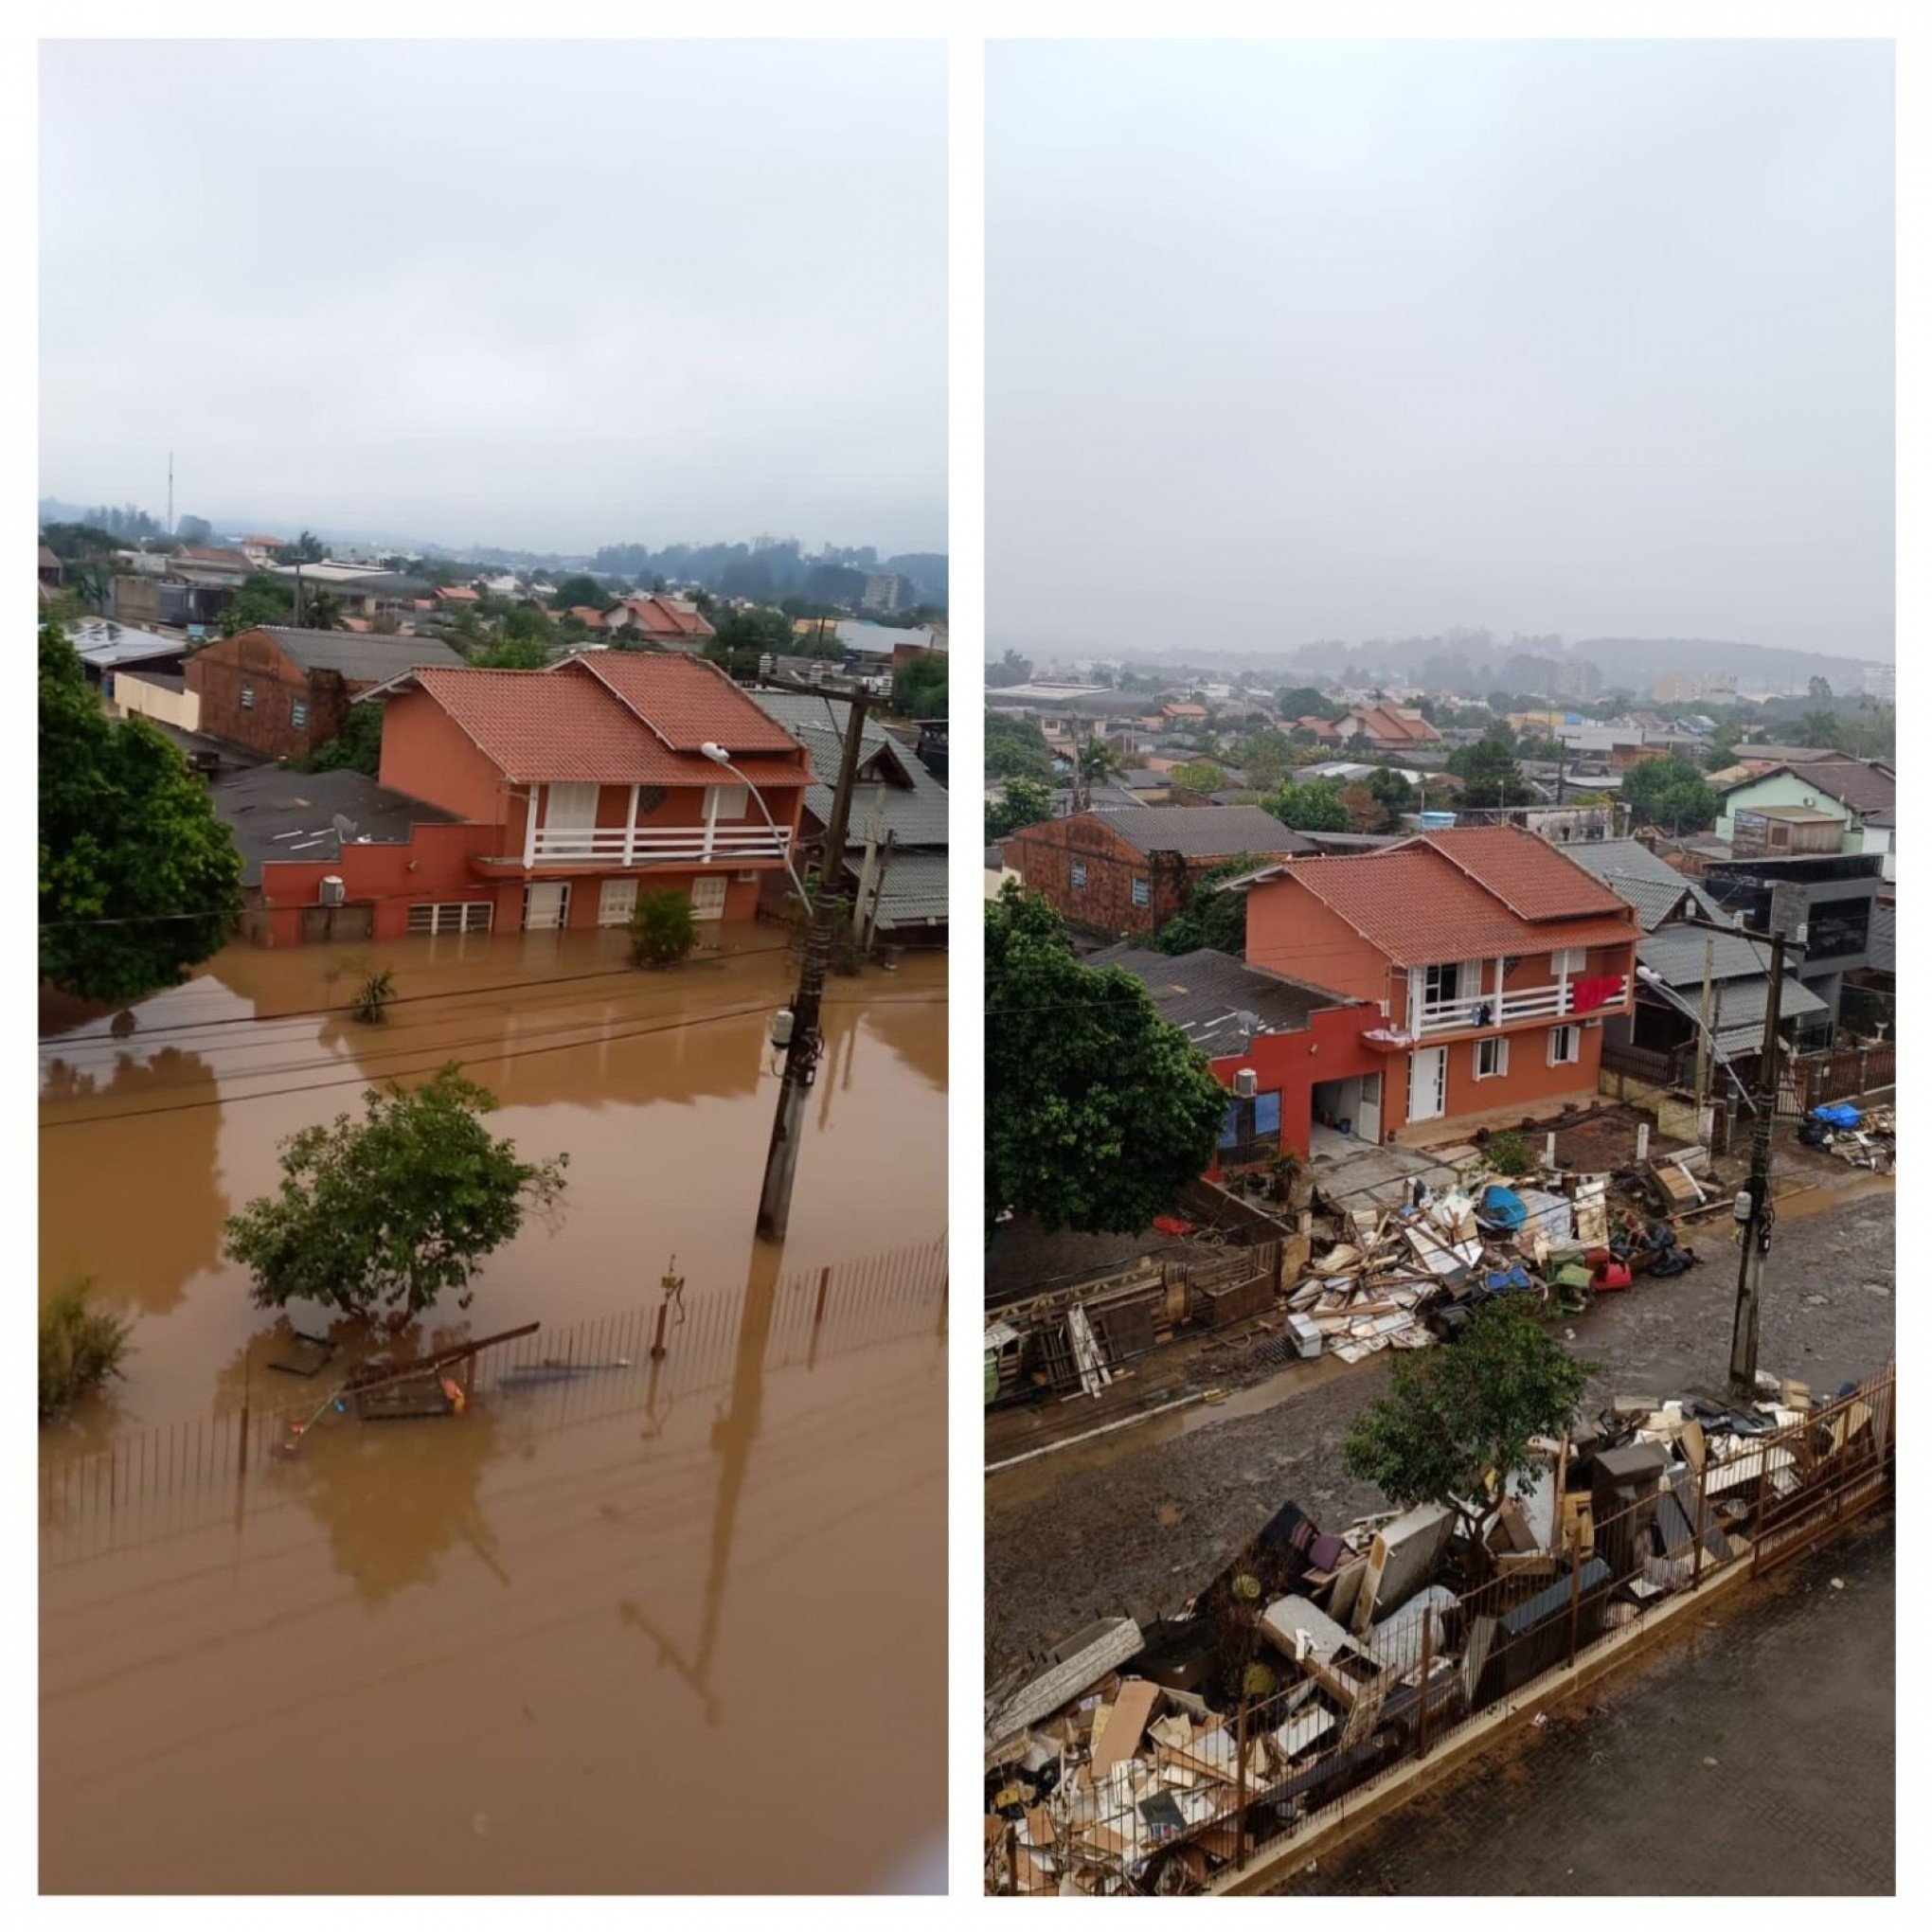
[{"xmin": 40, "ymin": 928, "xmax": 948, "ymax": 1893}]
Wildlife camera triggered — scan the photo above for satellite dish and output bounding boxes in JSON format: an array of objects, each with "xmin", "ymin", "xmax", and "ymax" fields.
[{"xmin": 331, "ymin": 814, "xmax": 359, "ymax": 844}]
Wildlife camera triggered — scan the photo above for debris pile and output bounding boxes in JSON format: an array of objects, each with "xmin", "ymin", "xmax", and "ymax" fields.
[
  {"xmin": 984, "ymin": 1368, "xmax": 1890, "ymax": 1895},
  {"xmin": 1798, "ymin": 1102, "xmax": 1894, "ymax": 1172},
  {"xmin": 1284, "ymin": 1171, "xmax": 1695, "ymax": 1362}
]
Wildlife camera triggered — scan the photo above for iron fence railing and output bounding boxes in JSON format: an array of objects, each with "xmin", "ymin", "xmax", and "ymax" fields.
[
  {"xmin": 39, "ymin": 1234, "xmax": 946, "ymax": 1572},
  {"xmin": 993, "ymin": 1364, "xmax": 1894, "ymax": 1896}
]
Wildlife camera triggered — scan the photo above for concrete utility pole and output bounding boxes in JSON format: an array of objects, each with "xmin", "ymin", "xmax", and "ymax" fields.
[
  {"xmin": 1692, "ymin": 937, "xmax": 1714, "ymax": 1136},
  {"xmin": 754, "ymin": 681, "xmax": 871, "ymax": 1242},
  {"xmin": 1728, "ymin": 927, "xmax": 1787, "ymax": 1401}
]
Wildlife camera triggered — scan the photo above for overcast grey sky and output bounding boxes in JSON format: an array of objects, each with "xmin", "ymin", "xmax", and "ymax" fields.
[
  {"xmin": 41, "ymin": 39, "xmax": 945, "ymax": 557},
  {"xmin": 990, "ymin": 40, "xmax": 1893, "ymax": 662}
]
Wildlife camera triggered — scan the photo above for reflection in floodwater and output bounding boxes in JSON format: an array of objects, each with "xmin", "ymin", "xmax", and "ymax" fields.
[{"xmin": 40, "ymin": 932, "xmax": 946, "ymax": 1892}]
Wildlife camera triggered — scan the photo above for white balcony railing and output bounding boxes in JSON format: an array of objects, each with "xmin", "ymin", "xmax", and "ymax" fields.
[
  {"xmin": 1413, "ymin": 974, "xmax": 1628, "ymax": 1037},
  {"xmin": 526, "ymin": 825, "xmax": 793, "ymax": 866}
]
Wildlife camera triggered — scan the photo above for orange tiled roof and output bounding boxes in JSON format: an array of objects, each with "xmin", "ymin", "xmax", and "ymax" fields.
[
  {"xmin": 610, "ymin": 594, "xmax": 715, "ymax": 638},
  {"xmin": 437, "ymin": 584, "xmax": 480, "ymax": 601},
  {"xmin": 575, "ymin": 651, "xmax": 801, "ymax": 754},
  {"xmin": 1260, "ymin": 834, "xmax": 1638, "ymax": 967},
  {"xmin": 1418, "ymin": 826, "xmax": 1630, "ymax": 921},
  {"xmin": 401, "ymin": 657, "xmax": 807, "ymax": 789}
]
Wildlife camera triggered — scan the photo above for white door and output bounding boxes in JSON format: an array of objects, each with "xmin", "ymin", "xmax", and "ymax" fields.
[
  {"xmin": 598, "ymin": 877, "xmax": 638, "ymax": 927},
  {"xmin": 544, "ymin": 781, "xmax": 599, "ymax": 858},
  {"xmin": 1408, "ymin": 1046, "xmax": 1447, "ymax": 1125},
  {"xmin": 525, "ymin": 881, "xmax": 570, "ymax": 931},
  {"xmin": 1357, "ymin": 1072, "xmax": 1383, "ymax": 1144},
  {"xmin": 690, "ymin": 876, "xmax": 727, "ymax": 921}
]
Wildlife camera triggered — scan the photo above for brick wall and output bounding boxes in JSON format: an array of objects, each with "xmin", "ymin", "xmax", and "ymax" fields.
[
  {"xmin": 186, "ymin": 631, "xmax": 350, "ymax": 760},
  {"xmin": 1003, "ymin": 816, "xmax": 1213, "ymax": 938}
]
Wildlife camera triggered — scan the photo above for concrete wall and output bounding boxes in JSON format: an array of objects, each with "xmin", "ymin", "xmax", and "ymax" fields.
[{"xmin": 113, "ymin": 671, "xmax": 201, "ymax": 734}]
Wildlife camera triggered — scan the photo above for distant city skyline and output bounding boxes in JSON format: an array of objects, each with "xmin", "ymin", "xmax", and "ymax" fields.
[
  {"xmin": 991, "ymin": 40, "xmax": 1894, "ymax": 666},
  {"xmin": 41, "ymin": 40, "xmax": 946, "ymax": 557}
]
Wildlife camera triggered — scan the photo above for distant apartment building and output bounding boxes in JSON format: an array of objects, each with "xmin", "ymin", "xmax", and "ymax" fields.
[{"xmin": 861, "ymin": 570, "xmax": 916, "ymax": 616}]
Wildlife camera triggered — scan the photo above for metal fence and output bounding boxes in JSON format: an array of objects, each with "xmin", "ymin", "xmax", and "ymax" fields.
[
  {"xmin": 993, "ymin": 1365, "xmax": 1894, "ymax": 1896},
  {"xmin": 39, "ymin": 1234, "xmax": 947, "ymax": 1573}
]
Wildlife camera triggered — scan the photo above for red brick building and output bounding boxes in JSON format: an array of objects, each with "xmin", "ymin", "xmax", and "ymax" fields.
[
  {"xmin": 186, "ymin": 626, "xmax": 463, "ymax": 760},
  {"xmin": 1003, "ymin": 805, "xmax": 1311, "ymax": 939},
  {"xmin": 248, "ymin": 652, "xmax": 810, "ymax": 941},
  {"xmin": 1235, "ymin": 827, "xmax": 1640, "ymax": 1141}
]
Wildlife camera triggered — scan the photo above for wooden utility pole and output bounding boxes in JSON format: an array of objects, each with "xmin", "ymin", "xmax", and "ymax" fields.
[
  {"xmin": 755, "ymin": 682, "xmax": 871, "ymax": 1242},
  {"xmin": 1693, "ymin": 937, "xmax": 1714, "ymax": 1136},
  {"xmin": 1728, "ymin": 928, "xmax": 1787, "ymax": 1400}
]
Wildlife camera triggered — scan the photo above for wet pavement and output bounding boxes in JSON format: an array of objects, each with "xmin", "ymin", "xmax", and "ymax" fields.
[
  {"xmin": 1279, "ymin": 1512, "xmax": 1895, "ymax": 1895},
  {"xmin": 41, "ymin": 929, "xmax": 948, "ymax": 1893},
  {"xmin": 986, "ymin": 1182, "xmax": 1893, "ymax": 1674}
]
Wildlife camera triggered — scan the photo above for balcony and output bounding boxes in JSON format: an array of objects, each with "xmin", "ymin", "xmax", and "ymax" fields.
[
  {"xmin": 523, "ymin": 824, "xmax": 793, "ymax": 867},
  {"xmin": 1413, "ymin": 975, "xmax": 1629, "ymax": 1038}
]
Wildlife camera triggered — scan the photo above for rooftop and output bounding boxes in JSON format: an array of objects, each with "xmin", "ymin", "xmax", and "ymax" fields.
[
  {"xmin": 250, "ymin": 625, "xmax": 465, "ymax": 682},
  {"xmin": 1091, "ymin": 945, "xmax": 1353, "ymax": 1055},
  {"xmin": 211, "ymin": 764, "xmax": 460, "ymax": 886},
  {"xmin": 1092, "ymin": 804, "xmax": 1312, "ymax": 861}
]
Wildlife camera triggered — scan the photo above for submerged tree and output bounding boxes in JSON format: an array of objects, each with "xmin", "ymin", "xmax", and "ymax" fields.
[
  {"xmin": 39, "ymin": 1280, "xmax": 133, "ymax": 1422},
  {"xmin": 223, "ymin": 1065, "xmax": 568, "ymax": 1327}
]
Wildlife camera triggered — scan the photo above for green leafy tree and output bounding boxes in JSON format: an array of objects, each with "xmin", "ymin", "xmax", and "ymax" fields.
[
  {"xmin": 222, "ymin": 1065, "xmax": 568, "ymax": 1328},
  {"xmin": 986, "ymin": 886, "xmax": 1229, "ymax": 1235},
  {"xmin": 472, "ymin": 631, "xmax": 551, "ymax": 670},
  {"xmin": 1152, "ymin": 852, "xmax": 1263, "ymax": 957},
  {"xmin": 174, "ymin": 514, "xmax": 212, "ymax": 546},
  {"xmin": 1342, "ymin": 1299, "xmax": 1594, "ymax": 1538},
  {"xmin": 1448, "ymin": 721, "xmax": 1533, "ymax": 808},
  {"xmin": 294, "ymin": 701, "xmax": 384, "ymax": 776},
  {"xmin": 1621, "ymin": 754, "xmax": 1715, "ymax": 832},
  {"xmin": 630, "ymin": 888, "xmax": 700, "ymax": 968},
  {"xmin": 286, "ymin": 528, "xmax": 326, "ymax": 564},
  {"xmin": 550, "ymin": 573, "xmax": 606, "ymax": 611},
  {"xmin": 1795, "ymin": 709, "xmax": 1844, "ymax": 751},
  {"xmin": 986, "ymin": 713, "xmax": 1056, "ymax": 783},
  {"xmin": 987, "ymin": 648, "xmax": 1034, "ymax": 689},
  {"xmin": 1264, "ymin": 776, "xmax": 1351, "ymax": 832},
  {"xmin": 40, "ymin": 624, "xmax": 243, "ymax": 1003},
  {"xmin": 1170, "ymin": 758, "xmax": 1226, "ymax": 795},
  {"xmin": 891, "ymin": 652, "xmax": 949, "ymax": 719},
  {"xmin": 1075, "ymin": 734, "xmax": 1121, "ymax": 807},
  {"xmin": 1277, "ymin": 685, "xmax": 1341, "ymax": 723},
  {"xmin": 986, "ymin": 777, "xmax": 1055, "ymax": 843},
  {"xmin": 218, "ymin": 572, "xmax": 298, "ymax": 635},
  {"xmin": 707, "ymin": 604, "xmax": 794, "ymax": 680},
  {"xmin": 1366, "ymin": 766, "xmax": 1414, "ymax": 821},
  {"xmin": 1233, "ymin": 730, "xmax": 1293, "ymax": 790}
]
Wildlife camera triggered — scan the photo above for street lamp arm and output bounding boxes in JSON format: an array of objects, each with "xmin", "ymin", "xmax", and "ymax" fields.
[
  {"xmin": 700, "ymin": 742, "xmax": 811, "ymax": 906},
  {"xmin": 1635, "ymin": 969, "xmax": 1756, "ymax": 1109}
]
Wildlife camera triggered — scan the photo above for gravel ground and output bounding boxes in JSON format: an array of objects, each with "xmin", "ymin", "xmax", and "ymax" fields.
[
  {"xmin": 986, "ymin": 1181, "xmax": 1893, "ymax": 1676},
  {"xmin": 1277, "ymin": 1511, "xmax": 1895, "ymax": 1895}
]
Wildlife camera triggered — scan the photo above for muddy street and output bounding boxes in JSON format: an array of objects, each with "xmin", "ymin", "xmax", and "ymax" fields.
[
  {"xmin": 41, "ymin": 929, "xmax": 949, "ymax": 1893},
  {"xmin": 985, "ymin": 1182, "xmax": 1893, "ymax": 1677}
]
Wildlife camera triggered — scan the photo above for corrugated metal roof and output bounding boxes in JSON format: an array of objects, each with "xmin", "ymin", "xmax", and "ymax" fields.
[
  {"xmin": 1096, "ymin": 804, "xmax": 1310, "ymax": 859},
  {"xmin": 1556, "ymin": 838, "xmax": 1729, "ymax": 931},
  {"xmin": 1091, "ymin": 944, "xmax": 1353, "ymax": 1055},
  {"xmin": 258, "ymin": 626, "xmax": 464, "ymax": 681}
]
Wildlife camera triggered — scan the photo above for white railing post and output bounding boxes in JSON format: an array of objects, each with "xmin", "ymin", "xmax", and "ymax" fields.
[
  {"xmin": 624, "ymin": 785, "xmax": 639, "ymax": 867},
  {"xmin": 523, "ymin": 787, "xmax": 539, "ymax": 868}
]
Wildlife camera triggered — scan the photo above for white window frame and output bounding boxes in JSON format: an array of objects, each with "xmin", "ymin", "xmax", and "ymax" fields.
[
  {"xmin": 406, "ymin": 901, "xmax": 492, "ymax": 935},
  {"xmin": 1131, "ymin": 874, "xmax": 1150, "ymax": 908},
  {"xmin": 704, "ymin": 781, "xmax": 749, "ymax": 822},
  {"xmin": 240, "ymin": 683, "xmax": 255, "ymax": 709},
  {"xmin": 291, "ymin": 698, "xmax": 309, "ymax": 729},
  {"xmin": 690, "ymin": 875, "xmax": 727, "ymax": 921},
  {"xmin": 598, "ymin": 877, "xmax": 639, "ymax": 927},
  {"xmin": 1548, "ymin": 1024, "xmax": 1581, "ymax": 1066},
  {"xmin": 1070, "ymin": 862, "xmax": 1088, "ymax": 891},
  {"xmin": 523, "ymin": 880, "xmax": 572, "ymax": 931},
  {"xmin": 1475, "ymin": 1034, "xmax": 1510, "ymax": 1081}
]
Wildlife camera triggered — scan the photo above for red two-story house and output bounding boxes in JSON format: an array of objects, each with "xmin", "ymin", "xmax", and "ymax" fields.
[
  {"xmin": 1234, "ymin": 827, "xmax": 1640, "ymax": 1142},
  {"xmin": 252, "ymin": 652, "xmax": 810, "ymax": 940}
]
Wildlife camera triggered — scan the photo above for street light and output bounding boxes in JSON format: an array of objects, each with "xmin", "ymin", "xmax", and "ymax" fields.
[
  {"xmin": 1633, "ymin": 964, "xmax": 1755, "ymax": 1109},
  {"xmin": 700, "ymin": 742, "xmax": 811, "ymax": 905}
]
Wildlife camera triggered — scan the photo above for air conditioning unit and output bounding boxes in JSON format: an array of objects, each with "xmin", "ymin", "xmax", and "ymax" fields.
[
  {"xmin": 1233, "ymin": 1067, "xmax": 1259, "ymax": 1099},
  {"xmin": 319, "ymin": 876, "xmax": 346, "ymax": 907}
]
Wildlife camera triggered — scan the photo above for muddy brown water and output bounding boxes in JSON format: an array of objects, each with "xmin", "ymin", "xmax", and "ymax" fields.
[{"xmin": 40, "ymin": 929, "xmax": 947, "ymax": 1893}]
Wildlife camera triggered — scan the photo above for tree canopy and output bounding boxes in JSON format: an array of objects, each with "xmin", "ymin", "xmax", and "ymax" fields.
[
  {"xmin": 40, "ymin": 623, "xmax": 243, "ymax": 1004},
  {"xmin": 1263, "ymin": 776, "xmax": 1351, "ymax": 832},
  {"xmin": 219, "ymin": 570, "xmax": 341, "ymax": 635},
  {"xmin": 987, "ymin": 648, "xmax": 1033, "ymax": 689},
  {"xmin": 986, "ymin": 778, "xmax": 1055, "ymax": 843},
  {"xmin": 549, "ymin": 573, "xmax": 607, "ymax": 611},
  {"xmin": 987, "ymin": 886, "xmax": 1229, "ymax": 1235},
  {"xmin": 1621, "ymin": 754, "xmax": 1716, "ymax": 832},
  {"xmin": 892, "ymin": 651, "xmax": 949, "ymax": 719},
  {"xmin": 1342, "ymin": 1299, "xmax": 1593, "ymax": 1535},
  {"xmin": 986, "ymin": 712, "xmax": 1057, "ymax": 783},
  {"xmin": 1447, "ymin": 721, "xmax": 1533, "ymax": 808},
  {"xmin": 223, "ymin": 1065, "xmax": 568, "ymax": 1327},
  {"xmin": 294, "ymin": 701, "xmax": 385, "ymax": 777},
  {"xmin": 1151, "ymin": 853, "xmax": 1262, "ymax": 957},
  {"xmin": 1277, "ymin": 685, "xmax": 1341, "ymax": 723}
]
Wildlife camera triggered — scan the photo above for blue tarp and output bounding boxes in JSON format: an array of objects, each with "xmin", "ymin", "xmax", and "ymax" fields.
[
  {"xmin": 1814, "ymin": 1103, "xmax": 1863, "ymax": 1130},
  {"xmin": 1477, "ymin": 1184, "xmax": 1527, "ymax": 1230}
]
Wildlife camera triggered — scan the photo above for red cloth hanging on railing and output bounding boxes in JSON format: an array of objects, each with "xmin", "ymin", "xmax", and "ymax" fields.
[{"xmin": 1570, "ymin": 974, "xmax": 1623, "ymax": 1013}]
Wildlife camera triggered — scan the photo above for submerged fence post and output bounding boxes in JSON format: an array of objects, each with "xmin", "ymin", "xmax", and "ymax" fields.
[{"xmin": 1417, "ymin": 1607, "xmax": 1434, "ymax": 1758}]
